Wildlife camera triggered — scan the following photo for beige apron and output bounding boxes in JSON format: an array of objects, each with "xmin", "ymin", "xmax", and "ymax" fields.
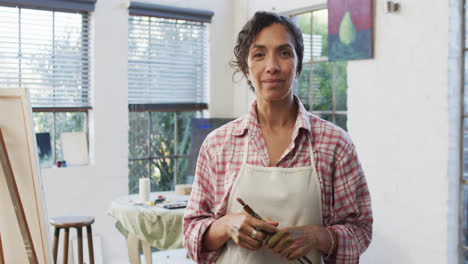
[{"xmin": 217, "ymin": 134, "xmax": 323, "ymax": 264}]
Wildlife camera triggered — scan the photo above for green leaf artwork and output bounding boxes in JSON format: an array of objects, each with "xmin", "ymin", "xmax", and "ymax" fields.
[
  {"xmin": 339, "ymin": 12, "xmax": 356, "ymax": 45},
  {"xmin": 328, "ymin": 0, "xmax": 372, "ymax": 61}
]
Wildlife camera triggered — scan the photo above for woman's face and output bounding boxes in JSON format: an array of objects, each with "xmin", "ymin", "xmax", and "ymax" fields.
[{"xmin": 246, "ymin": 23, "xmax": 298, "ymax": 103}]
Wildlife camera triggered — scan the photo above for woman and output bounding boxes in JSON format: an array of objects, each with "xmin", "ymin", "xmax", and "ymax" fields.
[{"xmin": 183, "ymin": 11, "xmax": 372, "ymax": 264}]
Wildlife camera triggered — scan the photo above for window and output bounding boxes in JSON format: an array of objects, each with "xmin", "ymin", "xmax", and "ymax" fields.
[
  {"xmin": 291, "ymin": 9, "xmax": 348, "ymax": 130},
  {"xmin": 128, "ymin": 3, "xmax": 213, "ymax": 194},
  {"xmin": 129, "ymin": 111, "xmax": 196, "ymax": 193},
  {"xmin": 0, "ymin": 1, "xmax": 94, "ymax": 167},
  {"xmin": 462, "ymin": 2, "xmax": 468, "ymax": 262}
]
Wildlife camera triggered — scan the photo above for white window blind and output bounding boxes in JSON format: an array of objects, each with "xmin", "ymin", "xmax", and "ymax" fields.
[
  {"xmin": 303, "ymin": 33, "xmax": 323, "ymax": 61},
  {"xmin": 0, "ymin": 6, "xmax": 91, "ymax": 108},
  {"xmin": 128, "ymin": 13, "xmax": 210, "ymax": 110}
]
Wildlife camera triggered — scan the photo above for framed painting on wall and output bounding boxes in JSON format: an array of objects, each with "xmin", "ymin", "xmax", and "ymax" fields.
[{"xmin": 328, "ymin": 0, "xmax": 373, "ymax": 61}]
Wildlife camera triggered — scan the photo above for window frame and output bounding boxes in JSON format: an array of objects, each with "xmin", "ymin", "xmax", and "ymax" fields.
[
  {"xmin": 0, "ymin": 4, "xmax": 93, "ymax": 166},
  {"xmin": 32, "ymin": 109, "xmax": 89, "ymax": 165},
  {"xmin": 128, "ymin": 109, "xmax": 201, "ymax": 194},
  {"xmin": 127, "ymin": 3, "xmax": 212, "ymax": 193},
  {"xmin": 287, "ymin": 6, "xmax": 348, "ymax": 130},
  {"xmin": 127, "ymin": 3, "xmax": 212, "ymax": 108}
]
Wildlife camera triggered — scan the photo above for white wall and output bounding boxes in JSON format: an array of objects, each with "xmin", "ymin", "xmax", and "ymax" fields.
[
  {"xmin": 41, "ymin": 1, "xmax": 236, "ymax": 263},
  {"xmin": 241, "ymin": 0, "xmax": 453, "ymax": 263},
  {"xmin": 348, "ymin": 1, "xmax": 450, "ymax": 263}
]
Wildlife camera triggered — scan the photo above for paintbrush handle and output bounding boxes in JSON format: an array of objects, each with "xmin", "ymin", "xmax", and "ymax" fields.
[
  {"xmin": 237, "ymin": 198, "xmax": 313, "ymax": 264},
  {"xmin": 243, "ymin": 205, "xmax": 265, "ymax": 221}
]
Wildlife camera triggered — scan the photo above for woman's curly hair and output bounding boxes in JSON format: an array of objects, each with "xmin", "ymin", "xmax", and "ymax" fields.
[{"xmin": 231, "ymin": 11, "xmax": 304, "ymax": 91}]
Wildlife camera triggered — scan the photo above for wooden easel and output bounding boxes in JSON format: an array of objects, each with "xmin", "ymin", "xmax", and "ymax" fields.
[
  {"xmin": 0, "ymin": 128, "xmax": 38, "ymax": 264},
  {"xmin": 0, "ymin": 233, "xmax": 5, "ymax": 264}
]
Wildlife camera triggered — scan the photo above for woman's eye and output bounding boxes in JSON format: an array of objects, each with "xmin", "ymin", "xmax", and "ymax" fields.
[
  {"xmin": 280, "ymin": 50, "xmax": 292, "ymax": 57},
  {"xmin": 253, "ymin": 52, "xmax": 264, "ymax": 58}
]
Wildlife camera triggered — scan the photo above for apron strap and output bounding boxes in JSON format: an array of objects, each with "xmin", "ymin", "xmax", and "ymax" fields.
[
  {"xmin": 308, "ymin": 133, "xmax": 316, "ymax": 169},
  {"xmin": 242, "ymin": 134, "xmax": 250, "ymax": 165}
]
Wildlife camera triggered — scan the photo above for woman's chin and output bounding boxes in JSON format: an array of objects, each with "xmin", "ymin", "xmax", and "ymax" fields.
[{"xmin": 257, "ymin": 91, "xmax": 293, "ymax": 103}]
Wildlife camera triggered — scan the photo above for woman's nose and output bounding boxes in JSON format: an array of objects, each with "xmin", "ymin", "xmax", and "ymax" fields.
[{"xmin": 265, "ymin": 56, "xmax": 280, "ymax": 73}]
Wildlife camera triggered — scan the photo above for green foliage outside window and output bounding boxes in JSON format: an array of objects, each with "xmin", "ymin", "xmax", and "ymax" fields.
[
  {"xmin": 128, "ymin": 111, "xmax": 195, "ymax": 194},
  {"xmin": 294, "ymin": 9, "xmax": 348, "ymax": 131},
  {"xmin": 297, "ymin": 62, "xmax": 348, "ymax": 130},
  {"xmin": 296, "ymin": 11, "xmax": 328, "ymax": 55}
]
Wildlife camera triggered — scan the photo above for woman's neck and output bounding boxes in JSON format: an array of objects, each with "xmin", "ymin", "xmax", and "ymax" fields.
[{"xmin": 256, "ymin": 96, "xmax": 298, "ymax": 130}]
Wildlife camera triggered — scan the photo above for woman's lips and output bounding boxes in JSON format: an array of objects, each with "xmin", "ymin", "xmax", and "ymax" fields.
[
  {"xmin": 261, "ymin": 79, "xmax": 284, "ymax": 88},
  {"xmin": 262, "ymin": 79, "xmax": 284, "ymax": 83}
]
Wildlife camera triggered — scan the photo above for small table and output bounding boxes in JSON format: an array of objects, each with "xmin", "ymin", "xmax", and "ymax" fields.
[{"xmin": 108, "ymin": 191, "xmax": 189, "ymax": 264}]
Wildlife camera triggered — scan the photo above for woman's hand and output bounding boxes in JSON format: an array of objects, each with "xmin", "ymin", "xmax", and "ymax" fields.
[
  {"xmin": 266, "ymin": 225, "xmax": 319, "ymax": 260},
  {"xmin": 223, "ymin": 213, "xmax": 278, "ymax": 251}
]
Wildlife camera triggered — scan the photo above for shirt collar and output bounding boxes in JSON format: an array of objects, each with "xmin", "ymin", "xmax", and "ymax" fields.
[
  {"xmin": 293, "ymin": 95, "xmax": 312, "ymax": 136},
  {"xmin": 232, "ymin": 95, "xmax": 312, "ymax": 137},
  {"xmin": 232, "ymin": 100, "xmax": 258, "ymax": 136}
]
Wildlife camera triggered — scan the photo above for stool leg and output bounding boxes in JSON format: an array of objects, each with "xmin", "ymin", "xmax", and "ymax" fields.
[
  {"xmin": 77, "ymin": 228, "xmax": 83, "ymax": 264},
  {"xmin": 52, "ymin": 228, "xmax": 60, "ymax": 264},
  {"xmin": 86, "ymin": 225, "xmax": 95, "ymax": 264},
  {"xmin": 63, "ymin": 228, "xmax": 69, "ymax": 264}
]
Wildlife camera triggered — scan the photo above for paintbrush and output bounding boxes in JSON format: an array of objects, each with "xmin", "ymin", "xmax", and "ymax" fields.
[
  {"xmin": 236, "ymin": 197, "xmax": 313, "ymax": 264},
  {"xmin": 236, "ymin": 197, "xmax": 265, "ymax": 221}
]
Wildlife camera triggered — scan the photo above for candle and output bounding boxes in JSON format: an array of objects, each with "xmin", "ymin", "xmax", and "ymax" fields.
[{"xmin": 139, "ymin": 178, "xmax": 150, "ymax": 202}]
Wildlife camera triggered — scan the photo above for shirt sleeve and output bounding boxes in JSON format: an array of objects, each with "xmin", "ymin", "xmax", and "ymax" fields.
[
  {"xmin": 325, "ymin": 138, "xmax": 373, "ymax": 264},
  {"xmin": 183, "ymin": 141, "xmax": 223, "ymax": 264}
]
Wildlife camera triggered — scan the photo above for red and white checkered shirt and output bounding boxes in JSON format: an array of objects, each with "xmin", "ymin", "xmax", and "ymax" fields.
[{"xmin": 183, "ymin": 97, "xmax": 373, "ymax": 264}]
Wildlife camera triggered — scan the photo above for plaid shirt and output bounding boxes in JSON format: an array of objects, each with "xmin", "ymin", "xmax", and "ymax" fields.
[{"xmin": 183, "ymin": 97, "xmax": 373, "ymax": 264}]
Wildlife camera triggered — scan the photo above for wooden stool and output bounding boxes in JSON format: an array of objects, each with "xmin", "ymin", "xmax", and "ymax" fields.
[{"xmin": 50, "ymin": 216, "xmax": 95, "ymax": 264}]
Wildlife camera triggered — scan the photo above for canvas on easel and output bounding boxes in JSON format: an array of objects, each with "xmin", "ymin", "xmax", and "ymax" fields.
[
  {"xmin": 0, "ymin": 88, "xmax": 52, "ymax": 264},
  {"xmin": 0, "ymin": 233, "xmax": 5, "ymax": 264}
]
